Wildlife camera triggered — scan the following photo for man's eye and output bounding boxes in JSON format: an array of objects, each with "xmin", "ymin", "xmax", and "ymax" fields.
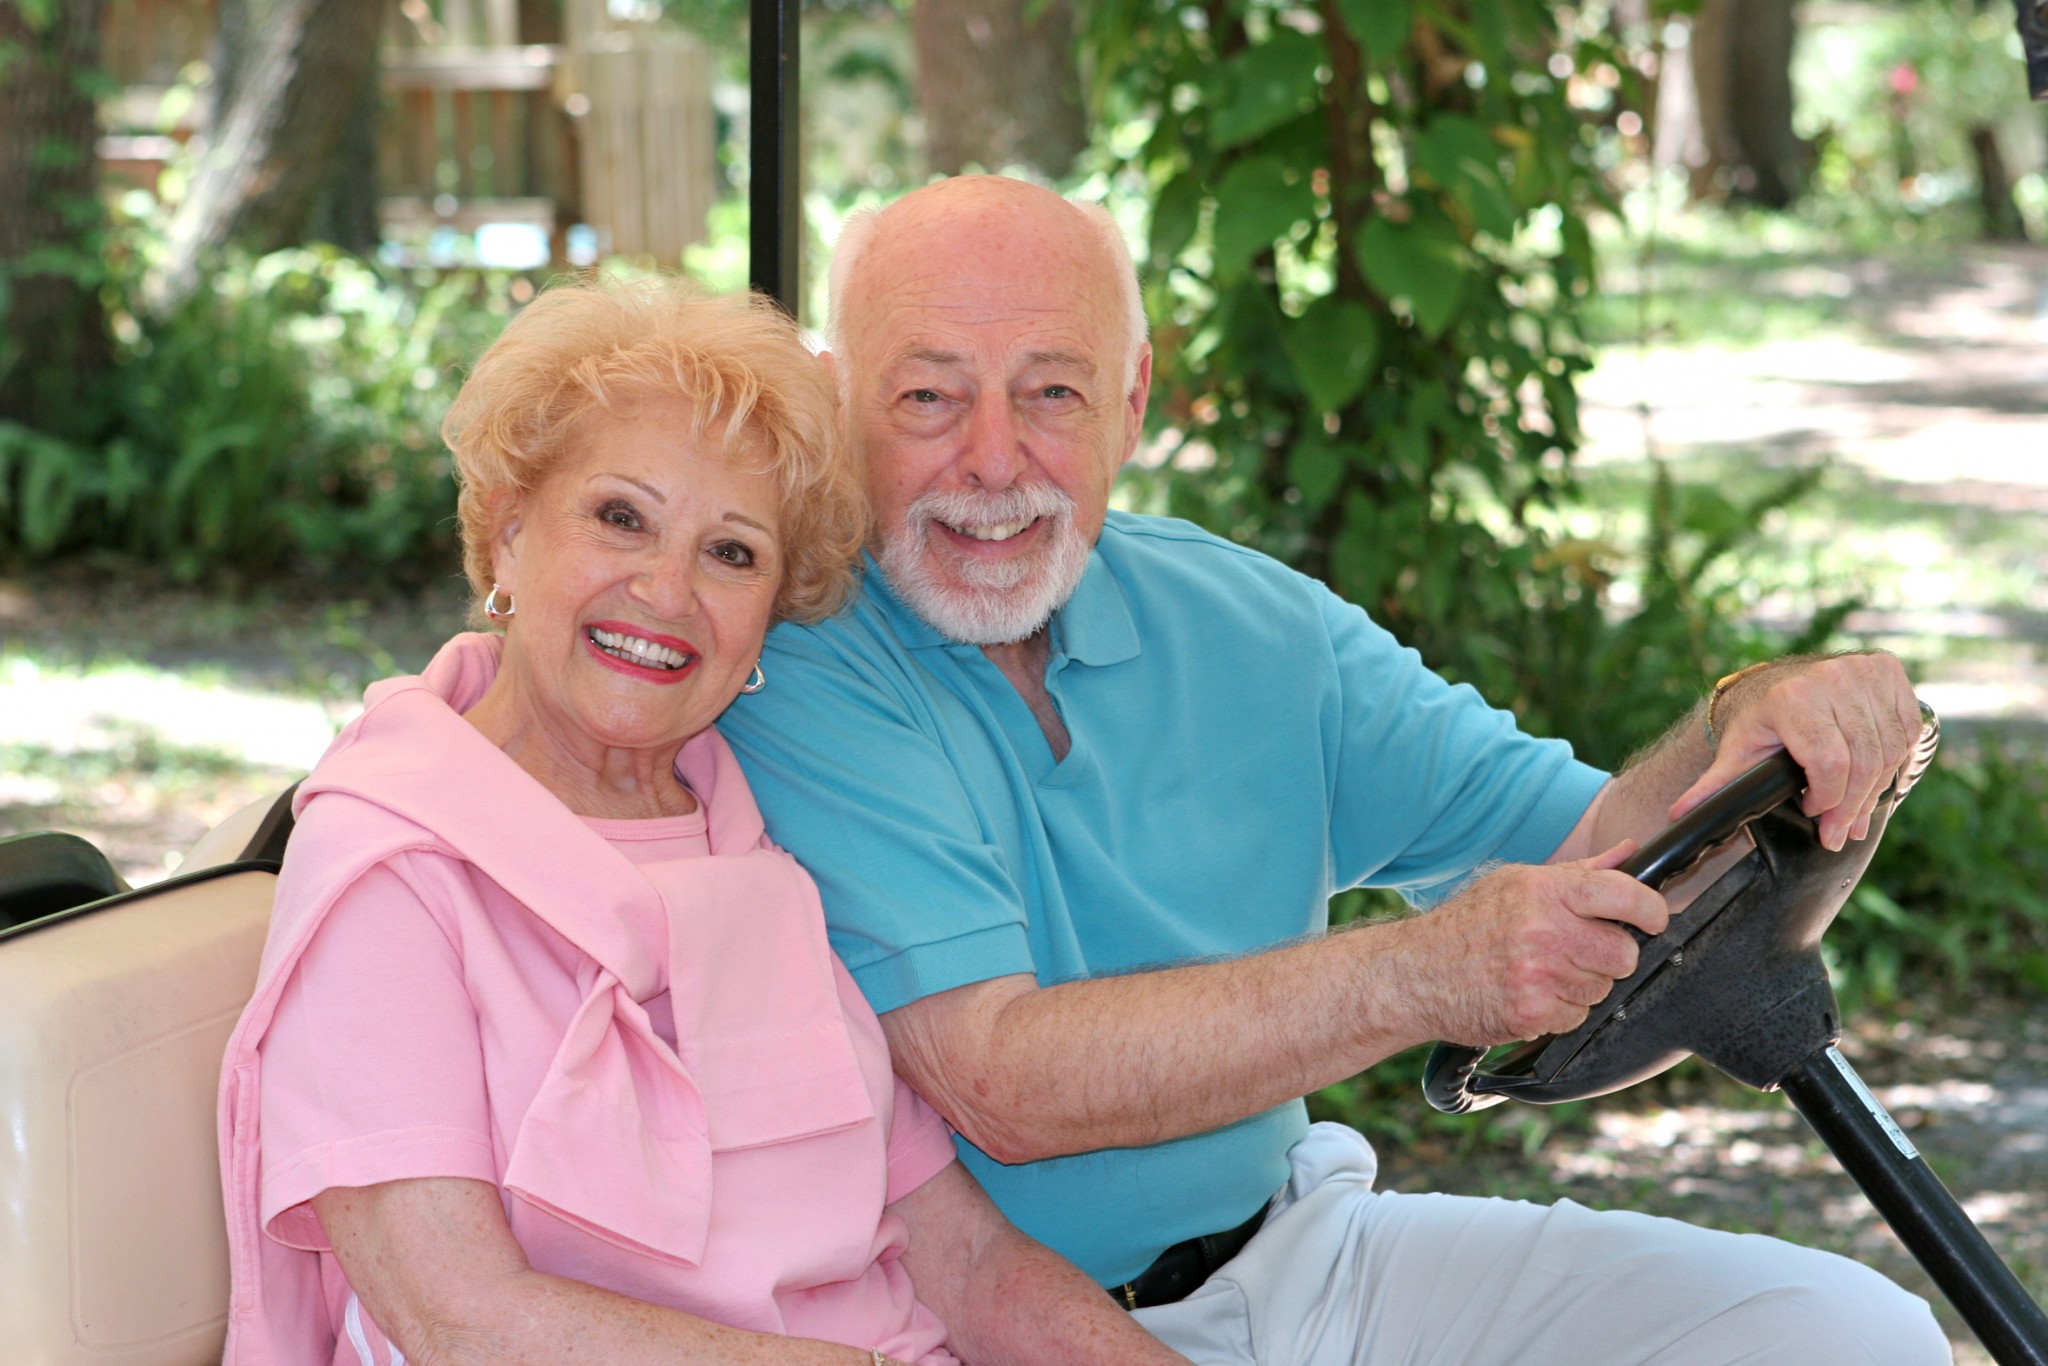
[
  {"xmin": 600, "ymin": 501, "xmax": 641, "ymax": 530},
  {"xmin": 1042, "ymin": 384, "xmax": 1076, "ymax": 400},
  {"xmin": 710, "ymin": 541, "xmax": 755, "ymax": 567},
  {"xmin": 906, "ymin": 389, "xmax": 943, "ymax": 405}
]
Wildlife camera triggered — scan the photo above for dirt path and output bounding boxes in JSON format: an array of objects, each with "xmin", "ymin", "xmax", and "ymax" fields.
[{"xmin": 1580, "ymin": 242, "xmax": 2048, "ymax": 745}]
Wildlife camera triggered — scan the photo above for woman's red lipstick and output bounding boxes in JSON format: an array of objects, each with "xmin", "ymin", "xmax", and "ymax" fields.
[{"xmin": 583, "ymin": 620, "xmax": 698, "ymax": 685}]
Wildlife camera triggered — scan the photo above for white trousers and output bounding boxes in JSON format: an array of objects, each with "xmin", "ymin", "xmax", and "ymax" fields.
[{"xmin": 1132, "ymin": 1123, "xmax": 1952, "ymax": 1366}]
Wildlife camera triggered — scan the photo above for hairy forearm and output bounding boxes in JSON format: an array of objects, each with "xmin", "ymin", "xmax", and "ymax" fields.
[
  {"xmin": 885, "ymin": 921, "xmax": 1449, "ymax": 1163},
  {"xmin": 927, "ymin": 1228, "xmax": 1190, "ymax": 1366},
  {"xmin": 1561, "ymin": 700, "xmax": 1716, "ymax": 862},
  {"xmin": 896, "ymin": 1165, "xmax": 1193, "ymax": 1366}
]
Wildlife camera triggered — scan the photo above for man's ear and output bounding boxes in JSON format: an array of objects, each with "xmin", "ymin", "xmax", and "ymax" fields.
[{"xmin": 1119, "ymin": 344, "xmax": 1155, "ymax": 468}]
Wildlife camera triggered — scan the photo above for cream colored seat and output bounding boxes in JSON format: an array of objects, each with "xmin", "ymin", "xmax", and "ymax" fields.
[{"xmin": 0, "ymin": 789, "xmax": 293, "ymax": 1366}]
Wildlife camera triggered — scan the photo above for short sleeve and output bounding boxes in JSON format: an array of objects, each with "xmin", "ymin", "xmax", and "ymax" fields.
[
  {"xmin": 257, "ymin": 857, "xmax": 498, "ymax": 1249},
  {"xmin": 1318, "ymin": 583, "xmax": 1609, "ymax": 902},
  {"xmin": 883, "ymin": 1075, "xmax": 958, "ymax": 1206},
  {"xmin": 722, "ymin": 623, "xmax": 1038, "ymax": 1014}
]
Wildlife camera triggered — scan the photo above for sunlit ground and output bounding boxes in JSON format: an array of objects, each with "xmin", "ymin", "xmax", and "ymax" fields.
[
  {"xmin": 1577, "ymin": 243, "xmax": 2048, "ymax": 742},
  {"xmin": 0, "ymin": 580, "xmax": 463, "ymax": 880}
]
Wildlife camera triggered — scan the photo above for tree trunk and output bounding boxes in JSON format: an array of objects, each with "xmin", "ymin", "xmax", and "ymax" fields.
[
  {"xmin": 1686, "ymin": 0, "xmax": 1806, "ymax": 208},
  {"xmin": 148, "ymin": 0, "xmax": 392, "ymax": 313},
  {"xmin": 306, "ymin": 56, "xmax": 384, "ymax": 255},
  {"xmin": 1967, "ymin": 125, "xmax": 2026, "ymax": 241},
  {"xmin": 912, "ymin": 0, "xmax": 1087, "ymax": 179},
  {"xmin": 0, "ymin": 0, "xmax": 111, "ymax": 435}
]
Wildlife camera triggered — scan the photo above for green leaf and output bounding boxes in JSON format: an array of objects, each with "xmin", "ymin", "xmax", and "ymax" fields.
[
  {"xmin": 1210, "ymin": 156, "xmax": 1315, "ymax": 282},
  {"xmin": 1286, "ymin": 430, "xmax": 1350, "ymax": 511},
  {"xmin": 1212, "ymin": 282, "xmax": 1290, "ymax": 386},
  {"xmin": 1411, "ymin": 116, "xmax": 1517, "ymax": 238},
  {"xmin": 1357, "ymin": 216, "xmax": 1466, "ymax": 338},
  {"xmin": 1209, "ymin": 31, "xmax": 1322, "ymax": 150},
  {"xmin": 19, "ymin": 436, "xmax": 81, "ymax": 555},
  {"xmin": 1148, "ymin": 170, "xmax": 1204, "ymax": 270},
  {"xmin": 1282, "ymin": 297, "xmax": 1382, "ymax": 414},
  {"xmin": 1337, "ymin": 0, "xmax": 1412, "ymax": 63}
]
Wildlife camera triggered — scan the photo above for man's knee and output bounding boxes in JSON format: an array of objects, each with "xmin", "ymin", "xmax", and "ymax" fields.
[{"xmin": 1679, "ymin": 1241, "xmax": 1950, "ymax": 1365}]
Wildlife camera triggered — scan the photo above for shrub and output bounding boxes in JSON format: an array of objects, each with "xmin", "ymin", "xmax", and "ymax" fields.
[{"xmin": 0, "ymin": 245, "xmax": 515, "ymax": 582}]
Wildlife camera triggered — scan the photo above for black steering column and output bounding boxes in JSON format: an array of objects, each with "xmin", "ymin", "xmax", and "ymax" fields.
[{"xmin": 1422, "ymin": 709, "xmax": 2048, "ymax": 1365}]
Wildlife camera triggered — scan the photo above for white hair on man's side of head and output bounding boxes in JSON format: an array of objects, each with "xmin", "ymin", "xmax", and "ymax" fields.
[
  {"xmin": 822, "ymin": 185, "xmax": 1149, "ymax": 396},
  {"xmin": 1068, "ymin": 198, "xmax": 1150, "ymax": 396},
  {"xmin": 825, "ymin": 204, "xmax": 884, "ymax": 367}
]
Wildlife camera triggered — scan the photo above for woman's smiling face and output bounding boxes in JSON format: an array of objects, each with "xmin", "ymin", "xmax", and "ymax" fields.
[{"xmin": 490, "ymin": 395, "xmax": 784, "ymax": 763}]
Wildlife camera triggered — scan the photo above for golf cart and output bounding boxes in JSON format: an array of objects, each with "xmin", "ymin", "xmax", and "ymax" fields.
[{"xmin": 4, "ymin": 2, "xmax": 2046, "ymax": 1363}]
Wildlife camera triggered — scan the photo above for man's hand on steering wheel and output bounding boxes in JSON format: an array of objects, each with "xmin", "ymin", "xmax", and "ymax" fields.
[
  {"xmin": 1670, "ymin": 651, "xmax": 1920, "ymax": 853},
  {"xmin": 1389, "ymin": 842, "xmax": 1670, "ymax": 1048}
]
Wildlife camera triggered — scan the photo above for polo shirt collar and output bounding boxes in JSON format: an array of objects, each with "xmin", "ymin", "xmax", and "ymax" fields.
[{"xmin": 862, "ymin": 546, "xmax": 1141, "ymax": 667}]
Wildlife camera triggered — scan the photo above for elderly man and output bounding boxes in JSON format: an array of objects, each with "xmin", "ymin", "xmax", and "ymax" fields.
[{"xmin": 719, "ymin": 175, "xmax": 1948, "ymax": 1365}]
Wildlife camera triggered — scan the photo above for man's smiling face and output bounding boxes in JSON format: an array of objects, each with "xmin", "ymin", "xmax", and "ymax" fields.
[{"xmin": 837, "ymin": 180, "xmax": 1150, "ymax": 645}]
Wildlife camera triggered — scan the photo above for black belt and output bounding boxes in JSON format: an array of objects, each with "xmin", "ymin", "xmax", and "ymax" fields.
[{"xmin": 1107, "ymin": 1200, "xmax": 1270, "ymax": 1311}]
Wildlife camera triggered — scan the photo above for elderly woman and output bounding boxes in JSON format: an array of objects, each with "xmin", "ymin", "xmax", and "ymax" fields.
[{"xmin": 216, "ymin": 277, "xmax": 1194, "ymax": 1366}]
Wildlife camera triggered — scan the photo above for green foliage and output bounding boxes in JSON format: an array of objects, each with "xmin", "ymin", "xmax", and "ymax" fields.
[
  {"xmin": 1833, "ymin": 740, "xmax": 2048, "ymax": 1002},
  {"xmin": 1797, "ymin": 0, "xmax": 2042, "ymax": 240},
  {"xmin": 1084, "ymin": 0, "xmax": 1631, "ymax": 736},
  {"xmin": 0, "ymin": 245, "xmax": 514, "ymax": 582}
]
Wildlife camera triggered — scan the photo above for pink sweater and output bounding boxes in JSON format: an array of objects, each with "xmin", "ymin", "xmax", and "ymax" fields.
[{"xmin": 217, "ymin": 633, "xmax": 959, "ymax": 1365}]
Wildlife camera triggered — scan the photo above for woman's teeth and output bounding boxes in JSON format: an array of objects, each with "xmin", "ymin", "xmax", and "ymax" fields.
[
  {"xmin": 588, "ymin": 627, "xmax": 692, "ymax": 670},
  {"xmin": 954, "ymin": 517, "xmax": 1035, "ymax": 542}
]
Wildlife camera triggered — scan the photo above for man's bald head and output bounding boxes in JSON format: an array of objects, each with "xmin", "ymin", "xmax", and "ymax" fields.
[{"xmin": 826, "ymin": 176, "xmax": 1147, "ymax": 392}]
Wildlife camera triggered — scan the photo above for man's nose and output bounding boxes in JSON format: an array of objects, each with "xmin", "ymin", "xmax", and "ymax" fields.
[{"xmin": 957, "ymin": 397, "xmax": 1027, "ymax": 489}]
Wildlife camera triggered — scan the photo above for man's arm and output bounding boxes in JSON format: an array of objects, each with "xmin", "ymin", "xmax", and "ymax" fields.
[
  {"xmin": 892, "ymin": 1161, "xmax": 1194, "ymax": 1365},
  {"xmin": 1549, "ymin": 651, "xmax": 1922, "ymax": 865},
  {"xmin": 888, "ymin": 650, "xmax": 1919, "ymax": 1167},
  {"xmin": 882, "ymin": 842, "xmax": 1665, "ymax": 1163}
]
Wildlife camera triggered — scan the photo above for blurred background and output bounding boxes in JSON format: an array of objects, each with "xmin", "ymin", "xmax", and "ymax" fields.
[{"xmin": 1, "ymin": 0, "xmax": 2044, "ymax": 1354}]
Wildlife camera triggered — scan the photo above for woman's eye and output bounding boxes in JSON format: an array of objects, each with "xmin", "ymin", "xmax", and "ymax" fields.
[
  {"xmin": 709, "ymin": 541, "xmax": 755, "ymax": 567},
  {"xmin": 599, "ymin": 501, "xmax": 641, "ymax": 530}
]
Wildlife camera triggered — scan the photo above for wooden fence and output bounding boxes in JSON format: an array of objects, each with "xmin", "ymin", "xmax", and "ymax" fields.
[
  {"xmin": 378, "ymin": 43, "xmax": 578, "ymax": 260},
  {"xmin": 567, "ymin": 30, "xmax": 714, "ymax": 261}
]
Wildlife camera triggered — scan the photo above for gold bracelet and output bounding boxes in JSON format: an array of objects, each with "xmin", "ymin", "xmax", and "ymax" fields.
[{"xmin": 1703, "ymin": 661, "xmax": 1774, "ymax": 750}]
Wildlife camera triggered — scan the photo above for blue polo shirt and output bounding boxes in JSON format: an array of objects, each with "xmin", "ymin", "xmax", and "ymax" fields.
[{"xmin": 719, "ymin": 511, "xmax": 1606, "ymax": 1285}]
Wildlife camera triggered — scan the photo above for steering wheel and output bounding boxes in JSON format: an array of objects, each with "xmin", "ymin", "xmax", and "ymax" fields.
[{"xmin": 1422, "ymin": 704, "xmax": 1940, "ymax": 1114}]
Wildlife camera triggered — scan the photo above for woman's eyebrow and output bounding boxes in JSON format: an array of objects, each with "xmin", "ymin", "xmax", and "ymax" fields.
[
  {"xmin": 592, "ymin": 472, "xmax": 670, "ymax": 504},
  {"xmin": 722, "ymin": 511, "xmax": 776, "ymax": 536}
]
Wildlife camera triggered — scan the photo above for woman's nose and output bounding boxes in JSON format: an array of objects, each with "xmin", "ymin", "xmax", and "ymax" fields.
[{"xmin": 634, "ymin": 553, "xmax": 700, "ymax": 618}]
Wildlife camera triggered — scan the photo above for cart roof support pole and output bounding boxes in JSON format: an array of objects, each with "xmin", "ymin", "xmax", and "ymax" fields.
[
  {"xmin": 2018, "ymin": 0, "xmax": 2048, "ymax": 99},
  {"xmin": 749, "ymin": 0, "xmax": 801, "ymax": 315}
]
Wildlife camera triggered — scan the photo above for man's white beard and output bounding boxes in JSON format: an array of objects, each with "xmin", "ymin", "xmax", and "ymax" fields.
[{"xmin": 878, "ymin": 484, "xmax": 1092, "ymax": 646}]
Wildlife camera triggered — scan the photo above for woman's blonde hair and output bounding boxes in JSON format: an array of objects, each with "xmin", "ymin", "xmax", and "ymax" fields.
[{"xmin": 443, "ymin": 274, "xmax": 866, "ymax": 625}]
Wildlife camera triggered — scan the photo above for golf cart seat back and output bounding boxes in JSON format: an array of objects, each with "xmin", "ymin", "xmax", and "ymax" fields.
[
  {"xmin": 0, "ymin": 831, "xmax": 129, "ymax": 932},
  {"xmin": 0, "ymin": 786, "xmax": 296, "ymax": 1366}
]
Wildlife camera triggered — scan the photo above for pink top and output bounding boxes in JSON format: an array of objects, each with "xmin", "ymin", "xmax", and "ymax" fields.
[{"xmin": 217, "ymin": 633, "xmax": 961, "ymax": 1366}]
